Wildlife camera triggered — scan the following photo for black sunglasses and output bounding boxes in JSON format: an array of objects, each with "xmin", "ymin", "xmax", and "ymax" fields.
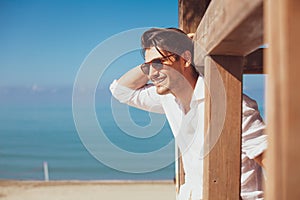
[
  {"xmin": 141, "ymin": 46, "xmax": 176, "ymax": 75},
  {"xmin": 140, "ymin": 54, "xmax": 175, "ymax": 75}
]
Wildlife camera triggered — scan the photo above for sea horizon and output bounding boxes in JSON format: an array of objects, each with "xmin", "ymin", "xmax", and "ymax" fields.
[
  {"xmin": 0, "ymin": 85, "xmax": 175, "ymax": 181},
  {"xmin": 0, "ymin": 75, "xmax": 265, "ymax": 181}
]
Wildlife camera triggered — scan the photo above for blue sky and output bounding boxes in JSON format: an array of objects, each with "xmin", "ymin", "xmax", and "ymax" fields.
[
  {"xmin": 0, "ymin": 0, "xmax": 178, "ymax": 88},
  {"xmin": 0, "ymin": 0, "xmax": 265, "ymax": 106}
]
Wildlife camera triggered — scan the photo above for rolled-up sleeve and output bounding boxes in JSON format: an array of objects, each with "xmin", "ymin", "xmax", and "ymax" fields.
[
  {"xmin": 109, "ymin": 80, "xmax": 165, "ymax": 114},
  {"xmin": 242, "ymin": 94, "xmax": 268, "ymax": 159}
]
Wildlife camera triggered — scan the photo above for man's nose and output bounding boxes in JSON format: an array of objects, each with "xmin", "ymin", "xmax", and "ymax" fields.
[{"xmin": 148, "ymin": 65, "xmax": 160, "ymax": 78}]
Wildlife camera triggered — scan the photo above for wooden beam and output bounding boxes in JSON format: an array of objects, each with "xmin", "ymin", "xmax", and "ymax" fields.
[
  {"xmin": 178, "ymin": 0, "xmax": 211, "ymax": 33},
  {"xmin": 243, "ymin": 48, "xmax": 263, "ymax": 74},
  {"xmin": 194, "ymin": 0, "xmax": 263, "ymax": 58},
  {"xmin": 203, "ymin": 56, "xmax": 243, "ymax": 199},
  {"xmin": 265, "ymin": 0, "xmax": 300, "ymax": 199}
]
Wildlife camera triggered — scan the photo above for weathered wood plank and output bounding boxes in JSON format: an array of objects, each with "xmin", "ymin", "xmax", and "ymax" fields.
[
  {"xmin": 194, "ymin": 0, "xmax": 263, "ymax": 57},
  {"xmin": 178, "ymin": 0, "xmax": 211, "ymax": 34},
  {"xmin": 244, "ymin": 48, "xmax": 263, "ymax": 74},
  {"xmin": 265, "ymin": 0, "xmax": 300, "ymax": 199},
  {"xmin": 203, "ymin": 56, "xmax": 243, "ymax": 199}
]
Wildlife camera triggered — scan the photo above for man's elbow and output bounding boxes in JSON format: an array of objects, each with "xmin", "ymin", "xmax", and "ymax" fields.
[{"xmin": 109, "ymin": 80, "xmax": 135, "ymax": 104}]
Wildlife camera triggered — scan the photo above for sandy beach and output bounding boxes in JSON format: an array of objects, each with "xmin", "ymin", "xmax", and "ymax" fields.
[{"xmin": 0, "ymin": 180, "xmax": 176, "ymax": 200}]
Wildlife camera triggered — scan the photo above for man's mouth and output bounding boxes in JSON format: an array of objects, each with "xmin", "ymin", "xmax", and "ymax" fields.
[{"xmin": 153, "ymin": 77, "xmax": 166, "ymax": 85}]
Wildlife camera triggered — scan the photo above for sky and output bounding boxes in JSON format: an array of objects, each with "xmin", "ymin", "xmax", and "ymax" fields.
[
  {"xmin": 0, "ymin": 0, "xmax": 265, "ymax": 107},
  {"xmin": 0, "ymin": 0, "xmax": 178, "ymax": 88}
]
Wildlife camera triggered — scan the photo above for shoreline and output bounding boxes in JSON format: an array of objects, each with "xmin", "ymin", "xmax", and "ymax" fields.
[
  {"xmin": 0, "ymin": 180, "xmax": 176, "ymax": 200},
  {"xmin": 0, "ymin": 179, "xmax": 174, "ymax": 186}
]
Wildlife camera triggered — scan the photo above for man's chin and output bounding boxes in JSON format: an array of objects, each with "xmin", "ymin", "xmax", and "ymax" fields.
[{"xmin": 156, "ymin": 85, "xmax": 170, "ymax": 95}]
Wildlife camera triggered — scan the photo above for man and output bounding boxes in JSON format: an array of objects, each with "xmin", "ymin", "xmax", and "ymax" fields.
[{"xmin": 110, "ymin": 28, "xmax": 267, "ymax": 200}]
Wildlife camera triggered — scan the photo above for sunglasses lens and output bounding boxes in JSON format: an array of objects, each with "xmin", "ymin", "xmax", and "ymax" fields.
[
  {"xmin": 141, "ymin": 63, "xmax": 150, "ymax": 75},
  {"xmin": 152, "ymin": 62, "xmax": 162, "ymax": 70},
  {"xmin": 151, "ymin": 59, "xmax": 163, "ymax": 70},
  {"xmin": 141, "ymin": 59, "xmax": 165, "ymax": 75}
]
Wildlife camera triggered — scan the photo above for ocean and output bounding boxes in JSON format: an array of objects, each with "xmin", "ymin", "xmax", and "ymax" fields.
[
  {"xmin": 0, "ymin": 75, "xmax": 265, "ymax": 181},
  {"xmin": 0, "ymin": 86, "xmax": 175, "ymax": 181}
]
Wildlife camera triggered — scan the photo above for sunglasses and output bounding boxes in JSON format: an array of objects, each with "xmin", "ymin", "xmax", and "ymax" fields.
[
  {"xmin": 140, "ymin": 54, "xmax": 175, "ymax": 75},
  {"xmin": 141, "ymin": 46, "xmax": 177, "ymax": 75}
]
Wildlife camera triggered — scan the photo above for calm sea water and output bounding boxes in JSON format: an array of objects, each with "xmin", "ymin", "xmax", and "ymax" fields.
[
  {"xmin": 0, "ymin": 75, "xmax": 265, "ymax": 180},
  {"xmin": 0, "ymin": 87, "xmax": 175, "ymax": 181}
]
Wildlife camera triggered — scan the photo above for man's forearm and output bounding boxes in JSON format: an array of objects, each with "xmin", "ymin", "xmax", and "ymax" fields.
[{"xmin": 117, "ymin": 65, "xmax": 149, "ymax": 90}]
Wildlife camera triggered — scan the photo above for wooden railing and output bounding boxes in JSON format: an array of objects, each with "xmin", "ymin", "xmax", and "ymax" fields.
[{"xmin": 177, "ymin": 0, "xmax": 300, "ymax": 199}]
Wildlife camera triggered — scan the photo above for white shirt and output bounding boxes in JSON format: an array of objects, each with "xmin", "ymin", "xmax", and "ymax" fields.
[{"xmin": 110, "ymin": 77, "xmax": 267, "ymax": 200}]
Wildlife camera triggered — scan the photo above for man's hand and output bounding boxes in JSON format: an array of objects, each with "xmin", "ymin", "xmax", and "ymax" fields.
[{"xmin": 118, "ymin": 65, "xmax": 149, "ymax": 90}]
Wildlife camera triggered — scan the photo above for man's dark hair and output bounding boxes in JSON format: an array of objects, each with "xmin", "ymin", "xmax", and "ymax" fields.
[
  {"xmin": 141, "ymin": 27, "xmax": 201, "ymax": 75},
  {"xmin": 141, "ymin": 28, "xmax": 193, "ymax": 59}
]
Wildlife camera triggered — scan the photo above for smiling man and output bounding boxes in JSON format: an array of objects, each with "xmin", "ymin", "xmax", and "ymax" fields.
[{"xmin": 110, "ymin": 28, "xmax": 267, "ymax": 200}]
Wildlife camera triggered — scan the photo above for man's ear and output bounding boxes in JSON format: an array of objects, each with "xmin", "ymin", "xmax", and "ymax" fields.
[{"xmin": 181, "ymin": 50, "xmax": 192, "ymax": 67}]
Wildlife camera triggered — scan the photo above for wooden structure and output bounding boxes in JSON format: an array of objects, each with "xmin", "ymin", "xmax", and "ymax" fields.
[
  {"xmin": 177, "ymin": 0, "xmax": 300, "ymax": 199},
  {"xmin": 265, "ymin": 0, "xmax": 300, "ymax": 199}
]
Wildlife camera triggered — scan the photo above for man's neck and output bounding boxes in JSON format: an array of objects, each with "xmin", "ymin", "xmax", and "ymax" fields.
[{"xmin": 173, "ymin": 74, "xmax": 198, "ymax": 114}]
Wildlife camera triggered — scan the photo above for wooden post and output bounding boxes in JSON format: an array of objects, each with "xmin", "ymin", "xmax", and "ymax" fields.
[
  {"xmin": 179, "ymin": 0, "xmax": 264, "ymax": 198},
  {"xmin": 178, "ymin": 0, "xmax": 211, "ymax": 33},
  {"xmin": 265, "ymin": 0, "xmax": 300, "ymax": 199},
  {"xmin": 203, "ymin": 56, "xmax": 243, "ymax": 199}
]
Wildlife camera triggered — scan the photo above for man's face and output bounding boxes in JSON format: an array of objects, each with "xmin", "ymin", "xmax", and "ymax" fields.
[{"xmin": 144, "ymin": 47, "xmax": 184, "ymax": 95}]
